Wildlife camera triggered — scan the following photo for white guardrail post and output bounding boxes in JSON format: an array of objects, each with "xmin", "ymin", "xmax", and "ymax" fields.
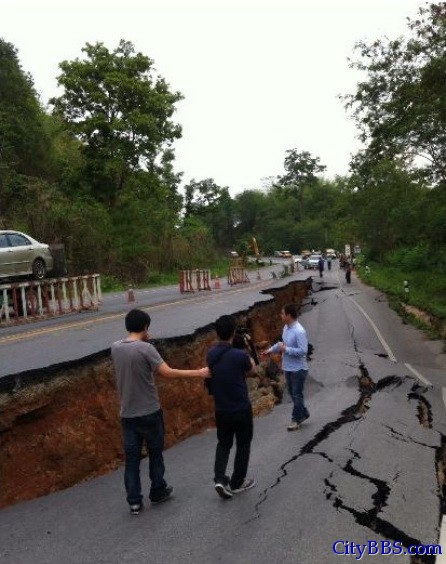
[{"xmin": 0, "ymin": 274, "xmax": 102, "ymax": 326}]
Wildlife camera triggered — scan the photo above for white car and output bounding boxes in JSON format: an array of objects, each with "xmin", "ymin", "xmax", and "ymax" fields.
[
  {"xmin": 0, "ymin": 230, "xmax": 54, "ymax": 280},
  {"xmin": 308, "ymin": 254, "xmax": 323, "ymax": 269}
]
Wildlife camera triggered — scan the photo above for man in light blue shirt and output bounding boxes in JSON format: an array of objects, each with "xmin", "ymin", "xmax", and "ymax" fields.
[{"xmin": 262, "ymin": 303, "xmax": 310, "ymax": 431}]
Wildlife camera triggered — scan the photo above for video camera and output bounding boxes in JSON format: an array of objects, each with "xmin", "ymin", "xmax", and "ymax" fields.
[{"xmin": 233, "ymin": 326, "xmax": 259, "ymax": 364}]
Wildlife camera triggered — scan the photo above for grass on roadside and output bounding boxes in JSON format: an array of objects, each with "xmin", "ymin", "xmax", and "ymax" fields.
[
  {"xmin": 100, "ymin": 258, "xmax": 251, "ymax": 294},
  {"xmin": 356, "ymin": 261, "xmax": 446, "ymax": 342}
]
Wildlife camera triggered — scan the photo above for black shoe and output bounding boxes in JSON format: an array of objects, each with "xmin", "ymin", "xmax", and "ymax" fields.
[
  {"xmin": 230, "ymin": 478, "xmax": 257, "ymax": 494},
  {"xmin": 151, "ymin": 486, "xmax": 173, "ymax": 504},
  {"xmin": 129, "ymin": 502, "xmax": 144, "ymax": 515},
  {"xmin": 215, "ymin": 483, "xmax": 233, "ymax": 499}
]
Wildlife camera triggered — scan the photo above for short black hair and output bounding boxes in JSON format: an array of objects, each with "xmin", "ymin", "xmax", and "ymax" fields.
[
  {"xmin": 125, "ymin": 309, "xmax": 151, "ymax": 332},
  {"xmin": 283, "ymin": 303, "xmax": 298, "ymax": 319},
  {"xmin": 215, "ymin": 315, "xmax": 236, "ymax": 340}
]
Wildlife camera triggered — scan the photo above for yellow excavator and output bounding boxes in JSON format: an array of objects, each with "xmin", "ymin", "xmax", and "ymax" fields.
[
  {"xmin": 230, "ymin": 237, "xmax": 264, "ymax": 267},
  {"xmin": 249, "ymin": 237, "xmax": 265, "ymax": 265}
]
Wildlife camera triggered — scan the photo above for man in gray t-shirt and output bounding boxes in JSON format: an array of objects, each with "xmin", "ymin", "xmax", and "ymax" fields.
[
  {"xmin": 111, "ymin": 339, "xmax": 163, "ymax": 418},
  {"xmin": 111, "ymin": 309, "xmax": 209, "ymax": 515}
]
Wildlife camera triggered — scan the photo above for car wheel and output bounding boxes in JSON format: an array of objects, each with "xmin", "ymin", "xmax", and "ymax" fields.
[{"xmin": 32, "ymin": 258, "xmax": 46, "ymax": 280}]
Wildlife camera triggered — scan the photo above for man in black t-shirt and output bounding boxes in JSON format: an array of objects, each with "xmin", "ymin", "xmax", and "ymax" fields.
[{"xmin": 207, "ymin": 315, "xmax": 257, "ymax": 499}]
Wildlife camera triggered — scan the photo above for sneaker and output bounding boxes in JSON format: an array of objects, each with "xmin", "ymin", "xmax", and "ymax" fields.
[
  {"xmin": 215, "ymin": 483, "xmax": 233, "ymax": 499},
  {"xmin": 151, "ymin": 486, "xmax": 174, "ymax": 505},
  {"xmin": 287, "ymin": 421, "xmax": 300, "ymax": 431},
  {"xmin": 129, "ymin": 502, "xmax": 143, "ymax": 515},
  {"xmin": 230, "ymin": 478, "xmax": 256, "ymax": 494}
]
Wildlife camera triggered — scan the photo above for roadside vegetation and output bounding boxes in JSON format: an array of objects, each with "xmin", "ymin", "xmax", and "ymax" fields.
[
  {"xmin": 1, "ymin": 3, "xmax": 446, "ymax": 342},
  {"xmin": 356, "ymin": 254, "xmax": 446, "ymax": 340}
]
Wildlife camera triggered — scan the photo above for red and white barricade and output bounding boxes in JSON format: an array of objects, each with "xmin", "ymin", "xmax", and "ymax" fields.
[
  {"xmin": 0, "ymin": 274, "xmax": 102, "ymax": 326},
  {"xmin": 179, "ymin": 269, "xmax": 212, "ymax": 293}
]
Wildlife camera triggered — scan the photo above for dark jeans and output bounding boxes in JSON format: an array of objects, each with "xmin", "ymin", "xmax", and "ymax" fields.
[
  {"xmin": 121, "ymin": 409, "xmax": 168, "ymax": 505},
  {"xmin": 285, "ymin": 370, "xmax": 309, "ymax": 423},
  {"xmin": 214, "ymin": 408, "xmax": 253, "ymax": 489}
]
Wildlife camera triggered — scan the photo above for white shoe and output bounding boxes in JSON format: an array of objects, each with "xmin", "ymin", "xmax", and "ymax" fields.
[{"xmin": 287, "ymin": 421, "xmax": 300, "ymax": 431}]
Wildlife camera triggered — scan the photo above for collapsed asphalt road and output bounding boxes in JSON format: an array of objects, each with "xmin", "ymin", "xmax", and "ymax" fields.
[{"xmin": 1, "ymin": 265, "xmax": 446, "ymax": 564}]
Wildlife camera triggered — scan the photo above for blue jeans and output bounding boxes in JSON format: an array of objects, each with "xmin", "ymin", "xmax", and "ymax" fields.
[
  {"xmin": 285, "ymin": 370, "xmax": 309, "ymax": 423},
  {"xmin": 121, "ymin": 409, "xmax": 168, "ymax": 505}
]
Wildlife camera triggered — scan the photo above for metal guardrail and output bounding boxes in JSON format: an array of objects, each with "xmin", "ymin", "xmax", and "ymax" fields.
[{"xmin": 0, "ymin": 274, "xmax": 102, "ymax": 326}]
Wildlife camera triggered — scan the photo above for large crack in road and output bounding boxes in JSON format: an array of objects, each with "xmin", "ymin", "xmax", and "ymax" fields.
[{"xmin": 246, "ymin": 361, "xmax": 446, "ymax": 564}]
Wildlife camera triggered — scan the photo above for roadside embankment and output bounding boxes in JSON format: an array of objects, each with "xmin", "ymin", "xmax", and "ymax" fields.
[{"xmin": 0, "ymin": 279, "xmax": 311, "ymax": 507}]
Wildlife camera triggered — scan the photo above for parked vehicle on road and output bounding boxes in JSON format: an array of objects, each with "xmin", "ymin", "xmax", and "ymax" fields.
[
  {"xmin": 274, "ymin": 250, "xmax": 293, "ymax": 258},
  {"xmin": 295, "ymin": 255, "xmax": 309, "ymax": 269},
  {"xmin": 308, "ymin": 254, "xmax": 323, "ymax": 269},
  {"xmin": 0, "ymin": 230, "xmax": 54, "ymax": 280}
]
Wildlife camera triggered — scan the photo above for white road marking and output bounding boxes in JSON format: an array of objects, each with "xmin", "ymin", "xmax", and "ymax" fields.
[
  {"xmin": 404, "ymin": 362, "xmax": 433, "ymax": 387},
  {"xmin": 341, "ymin": 268, "xmax": 443, "ymax": 557},
  {"xmin": 348, "ymin": 296, "xmax": 398, "ymax": 363},
  {"xmin": 342, "ymin": 277, "xmax": 435, "ymax": 388},
  {"xmin": 340, "ymin": 272, "xmax": 434, "ymax": 389}
]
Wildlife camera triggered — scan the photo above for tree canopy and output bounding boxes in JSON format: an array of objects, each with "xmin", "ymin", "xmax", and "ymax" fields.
[
  {"xmin": 2, "ymin": 9, "xmax": 446, "ymax": 285},
  {"xmin": 345, "ymin": 3, "xmax": 446, "ymax": 186},
  {"xmin": 51, "ymin": 40, "xmax": 183, "ymax": 205}
]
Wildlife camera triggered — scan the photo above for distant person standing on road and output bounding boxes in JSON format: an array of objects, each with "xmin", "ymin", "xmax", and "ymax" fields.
[
  {"xmin": 318, "ymin": 256, "xmax": 325, "ymax": 278},
  {"xmin": 207, "ymin": 315, "xmax": 257, "ymax": 500},
  {"xmin": 111, "ymin": 308, "xmax": 209, "ymax": 515},
  {"xmin": 327, "ymin": 255, "xmax": 332, "ymax": 271},
  {"xmin": 345, "ymin": 262, "xmax": 352, "ymax": 284},
  {"xmin": 261, "ymin": 303, "xmax": 309, "ymax": 431}
]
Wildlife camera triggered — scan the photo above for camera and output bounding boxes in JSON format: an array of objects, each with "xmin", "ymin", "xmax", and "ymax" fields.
[{"xmin": 232, "ymin": 327, "xmax": 250, "ymax": 349}]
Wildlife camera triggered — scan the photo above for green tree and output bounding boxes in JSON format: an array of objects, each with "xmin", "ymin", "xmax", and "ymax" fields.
[
  {"xmin": 184, "ymin": 178, "xmax": 223, "ymax": 217},
  {"xmin": 345, "ymin": 3, "xmax": 446, "ymax": 186},
  {"xmin": 51, "ymin": 40, "xmax": 183, "ymax": 205},
  {"xmin": 0, "ymin": 39, "xmax": 50, "ymax": 222},
  {"xmin": 233, "ymin": 189, "xmax": 269, "ymax": 239},
  {"xmin": 278, "ymin": 149, "xmax": 326, "ymax": 188},
  {"xmin": 350, "ymin": 159, "xmax": 426, "ymax": 259},
  {"xmin": 277, "ymin": 149, "xmax": 326, "ymax": 221},
  {"xmin": 183, "ymin": 178, "xmax": 235, "ymax": 247}
]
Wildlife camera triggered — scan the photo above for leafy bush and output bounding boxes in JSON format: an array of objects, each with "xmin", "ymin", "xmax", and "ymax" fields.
[
  {"xmin": 358, "ymin": 262, "xmax": 446, "ymax": 322},
  {"xmin": 385, "ymin": 244, "xmax": 432, "ymax": 271},
  {"xmin": 100, "ymin": 275, "xmax": 126, "ymax": 293}
]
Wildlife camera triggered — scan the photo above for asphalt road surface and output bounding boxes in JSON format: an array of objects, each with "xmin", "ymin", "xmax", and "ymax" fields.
[
  {"xmin": 0, "ymin": 260, "xmax": 295, "ymax": 378},
  {"xmin": 1, "ymin": 261, "xmax": 446, "ymax": 564}
]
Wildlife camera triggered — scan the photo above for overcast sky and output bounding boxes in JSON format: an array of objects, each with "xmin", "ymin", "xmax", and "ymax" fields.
[{"xmin": 3, "ymin": 0, "xmax": 421, "ymax": 195}]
